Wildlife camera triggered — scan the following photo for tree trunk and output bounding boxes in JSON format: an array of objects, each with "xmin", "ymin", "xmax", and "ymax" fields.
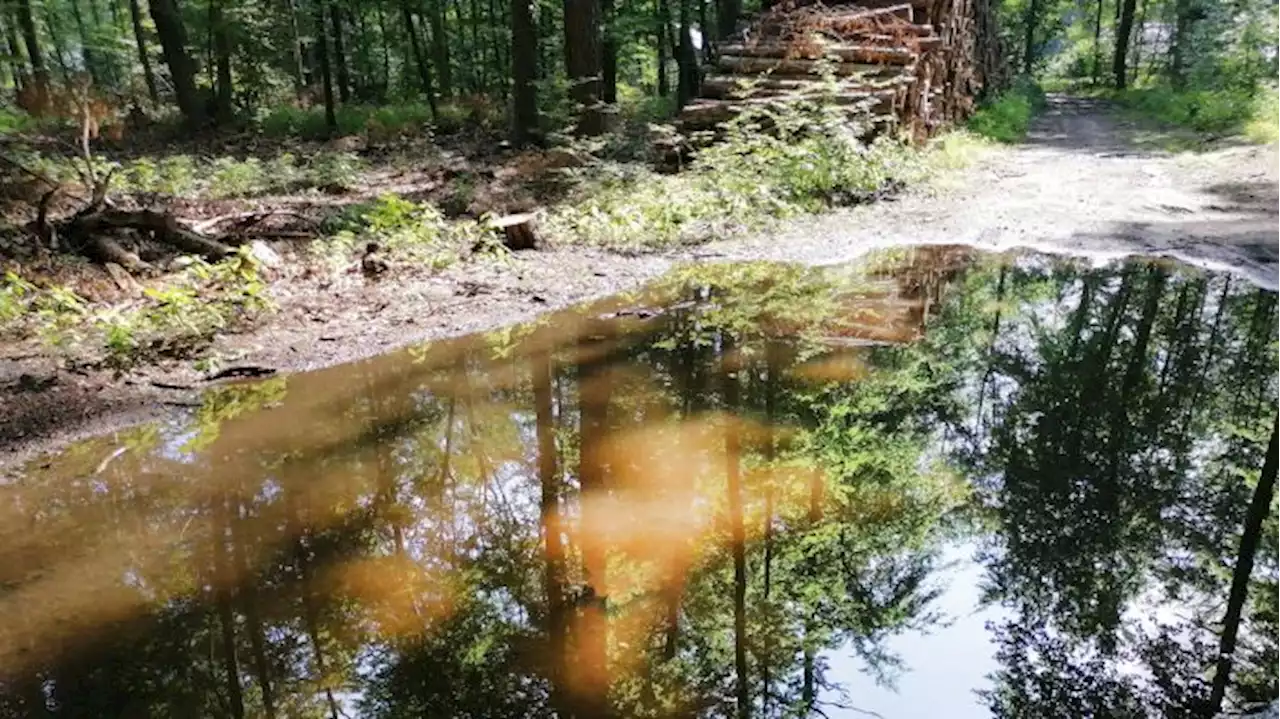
[
  {"xmin": 285, "ymin": 0, "xmax": 306, "ymax": 92},
  {"xmin": 212, "ymin": 494, "xmax": 247, "ymax": 719},
  {"xmin": 716, "ymin": 0, "xmax": 738, "ymax": 41},
  {"xmin": 697, "ymin": 0, "xmax": 708, "ymax": 61},
  {"xmin": 126, "ymin": 0, "xmax": 159, "ymax": 101},
  {"xmin": 329, "ymin": 1, "xmax": 350, "ymax": 101},
  {"xmin": 656, "ymin": 0, "xmax": 669, "ymax": 96},
  {"xmin": 1169, "ymin": 0, "xmax": 1195, "ymax": 88},
  {"xmin": 1021, "ymin": 0, "xmax": 1040, "ymax": 74},
  {"xmin": 1207, "ymin": 421, "xmax": 1279, "ymax": 716},
  {"xmin": 724, "ymin": 351, "xmax": 750, "ymax": 719},
  {"xmin": 510, "ymin": 0, "xmax": 538, "ymax": 143},
  {"xmin": 428, "ymin": 0, "xmax": 450, "ymax": 98},
  {"xmin": 313, "ymin": 0, "xmax": 338, "ymax": 133},
  {"xmin": 69, "ymin": 0, "xmax": 101, "ymax": 85},
  {"xmin": 376, "ymin": 2, "xmax": 391, "ymax": 95},
  {"xmin": 211, "ymin": 0, "xmax": 233, "ymax": 122},
  {"xmin": 1091, "ymin": 0, "xmax": 1103, "ymax": 84},
  {"xmin": 601, "ymin": 0, "xmax": 616, "ymax": 103},
  {"xmin": 676, "ymin": 0, "xmax": 695, "ymax": 107},
  {"xmin": 576, "ymin": 351, "xmax": 612, "ymax": 716},
  {"xmin": 467, "ymin": 0, "xmax": 484, "ymax": 90},
  {"xmin": 400, "ymin": 3, "xmax": 437, "ymax": 116},
  {"xmin": 1111, "ymin": 0, "xmax": 1136, "ymax": 88},
  {"xmin": 534, "ymin": 351, "xmax": 570, "ymax": 715},
  {"xmin": 148, "ymin": 0, "xmax": 202, "ymax": 124},
  {"xmin": 15, "ymin": 0, "xmax": 46, "ymax": 88},
  {"xmin": 564, "ymin": 0, "xmax": 604, "ymax": 134}
]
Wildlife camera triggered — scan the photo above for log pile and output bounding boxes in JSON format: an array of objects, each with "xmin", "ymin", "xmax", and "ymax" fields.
[{"xmin": 678, "ymin": 0, "xmax": 1002, "ymax": 139}]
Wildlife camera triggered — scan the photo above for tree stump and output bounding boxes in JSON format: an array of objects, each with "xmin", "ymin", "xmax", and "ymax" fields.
[{"xmin": 492, "ymin": 213, "xmax": 544, "ymax": 251}]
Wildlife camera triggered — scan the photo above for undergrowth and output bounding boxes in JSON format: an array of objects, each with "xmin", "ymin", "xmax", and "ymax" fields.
[
  {"xmin": 1, "ymin": 248, "xmax": 273, "ymax": 370},
  {"xmin": 1113, "ymin": 84, "xmax": 1279, "ymax": 143},
  {"xmin": 315, "ymin": 193, "xmax": 507, "ymax": 269},
  {"xmin": 544, "ymin": 99, "xmax": 928, "ymax": 250},
  {"xmin": 967, "ymin": 77, "xmax": 1047, "ymax": 143}
]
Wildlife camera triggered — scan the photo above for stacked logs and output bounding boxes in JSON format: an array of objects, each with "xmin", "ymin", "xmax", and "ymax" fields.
[{"xmin": 678, "ymin": 0, "xmax": 1000, "ymax": 139}]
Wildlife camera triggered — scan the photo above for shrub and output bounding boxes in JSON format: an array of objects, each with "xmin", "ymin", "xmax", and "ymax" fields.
[
  {"xmin": 967, "ymin": 77, "xmax": 1046, "ymax": 143},
  {"xmin": 1244, "ymin": 86, "xmax": 1279, "ymax": 144},
  {"xmin": 546, "ymin": 98, "xmax": 920, "ymax": 250},
  {"xmin": 208, "ymin": 157, "xmax": 268, "ymax": 198}
]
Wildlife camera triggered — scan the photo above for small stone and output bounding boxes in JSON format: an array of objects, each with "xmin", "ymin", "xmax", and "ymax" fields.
[
  {"xmin": 169, "ymin": 255, "xmax": 197, "ymax": 271},
  {"xmin": 248, "ymin": 240, "xmax": 283, "ymax": 269}
]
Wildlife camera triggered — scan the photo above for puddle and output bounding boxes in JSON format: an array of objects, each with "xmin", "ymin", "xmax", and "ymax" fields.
[{"xmin": 2, "ymin": 247, "xmax": 1276, "ymax": 718}]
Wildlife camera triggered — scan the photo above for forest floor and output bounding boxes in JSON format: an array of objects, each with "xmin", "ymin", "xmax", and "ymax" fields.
[{"xmin": 2, "ymin": 93, "xmax": 1276, "ymax": 466}]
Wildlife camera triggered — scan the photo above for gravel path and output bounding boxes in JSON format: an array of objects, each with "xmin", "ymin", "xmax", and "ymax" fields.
[{"xmin": 712, "ymin": 94, "xmax": 1279, "ymax": 288}]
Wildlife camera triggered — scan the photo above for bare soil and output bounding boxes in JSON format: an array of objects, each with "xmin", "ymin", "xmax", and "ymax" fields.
[{"xmin": 3, "ymin": 95, "xmax": 1276, "ymax": 467}]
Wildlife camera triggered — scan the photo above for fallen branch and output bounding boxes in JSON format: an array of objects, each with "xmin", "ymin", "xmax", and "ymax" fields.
[{"xmin": 73, "ymin": 209, "xmax": 235, "ymax": 259}]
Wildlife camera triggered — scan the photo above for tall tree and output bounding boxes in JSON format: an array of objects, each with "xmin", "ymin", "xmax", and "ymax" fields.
[
  {"xmin": 211, "ymin": 0, "xmax": 233, "ymax": 122},
  {"xmin": 148, "ymin": 0, "xmax": 202, "ymax": 124},
  {"xmin": 329, "ymin": 2, "xmax": 351, "ymax": 101},
  {"xmin": 1021, "ymin": 0, "xmax": 1040, "ymax": 73},
  {"xmin": 313, "ymin": 0, "xmax": 338, "ymax": 132},
  {"xmin": 399, "ymin": 0, "xmax": 438, "ymax": 117},
  {"xmin": 716, "ymin": 0, "xmax": 738, "ymax": 40},
  {"xmin": 1111, "ymin": 0, "xmax": 1136, "ymax": 87},
  {"xmin": 600, "ymin": 0, "xmax": 615, "ymax": 102},
  {"xmin": 14, "ymin": 0, "xmax": 45, "ymax": 89},
  {"xmin": 510, "ymin": 0, "xmax": 538, "ymax": 143},
  {"xmin": 564, "ymin": 0, "xmax": 604, "ymax": 134},
  {"xmin": 126, "ymin": 0, "xmax": 159, "ymax": 101}
]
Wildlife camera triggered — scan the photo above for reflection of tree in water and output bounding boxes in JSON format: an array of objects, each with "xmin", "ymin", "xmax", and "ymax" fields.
[
  {"xmin": 960, "ymin": 261, "xmax": 1278, "ymax": 717},
  {"xmin": 0, "ymin": 249, "xmax": 968, "ymax": 719},
  {"xmin": 0, "ymin": 249, "xmax": 1274, "ymax": 719}
]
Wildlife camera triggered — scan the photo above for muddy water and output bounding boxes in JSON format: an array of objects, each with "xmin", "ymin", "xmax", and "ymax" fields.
[{"xmin": 1, "ymin": 247, "xmax": 1276, "ymax": 719}]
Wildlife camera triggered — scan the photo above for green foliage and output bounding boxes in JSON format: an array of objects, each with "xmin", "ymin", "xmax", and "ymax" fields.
[
  {"xmin": 967, "ymin": 77, "xmax": 1046, "ymax": 143},
  {"xmin": 1244, "ymin": 87, "xmax": 1280, "ymax": 145},
  {"xmin": 1, "ymin": 250, "xmax": 272, "ymax": 369},
  {"xmin": 258, "ymin": 103, "xmax": 436, "ymax": 139},
  {"xmin": 320, "ymin": 193, "xmax": 500, "ymax": 269},
  {"xmin": 95, "ymin": 247, "xmax": 273, "ymax": 368},
  {"xmin": 1116, "ymin": 84, "xmax": 1254, "ymax": 134},
  {"xmin": 114, "ymin": 151, "xmax": 363, "ymax": 198},
  {"xmin": 546, "ymin": 101, "xmax": 922, "ymax": 250}
]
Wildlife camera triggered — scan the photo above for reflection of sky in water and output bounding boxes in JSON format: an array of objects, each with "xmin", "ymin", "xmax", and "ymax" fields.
[{"xmin": 828, "ymin": 544, "xmax": 1006, "ymax": 719}]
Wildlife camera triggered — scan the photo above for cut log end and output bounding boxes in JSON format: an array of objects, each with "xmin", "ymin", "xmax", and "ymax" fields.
[{"xmin": 491, "ymin": 213, "xmax": 544, "ymax": 251}]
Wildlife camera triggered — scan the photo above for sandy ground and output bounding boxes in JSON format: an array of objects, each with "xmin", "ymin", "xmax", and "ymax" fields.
[{"xmin": 3, "ymin": 95, "xmax": 1276, "ymax": 467}]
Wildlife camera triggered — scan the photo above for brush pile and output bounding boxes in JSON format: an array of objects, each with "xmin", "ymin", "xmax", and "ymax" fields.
[{"xmin": 679, "ymin": 0, "xmax": 1003, "ymax": 139}]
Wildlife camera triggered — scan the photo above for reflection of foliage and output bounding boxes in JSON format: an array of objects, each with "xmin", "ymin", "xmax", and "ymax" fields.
[
  {"xmin": 1, "ymin": 252, "xmax": 1274, "ymax": 719},
  {"xmin": 184, "ymin": 377, "xmax": 289, "ymax": 452}
]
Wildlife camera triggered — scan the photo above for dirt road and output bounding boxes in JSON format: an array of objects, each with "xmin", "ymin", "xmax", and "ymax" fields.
[
  {"xmin": 718, "ymin": 94, "xmax": 1279, "ymax": 288},
  {"xmin": 3, "ymin": 95, "xmax": 1276, "ymax": 465}
]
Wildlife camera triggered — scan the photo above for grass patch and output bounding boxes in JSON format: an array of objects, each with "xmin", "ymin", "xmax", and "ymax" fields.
[
  {"xmin": 1243, "ymin": 87, "xmax": 1278, "ymax": 144},
  {"xmin": 544, "ymin": 101, "xmax": 927, "ymax": 251},
  {"xmin": 1115, "ymin": 86, "xmax": 1250, "ymax": 133},
  {"xmin": 1112, "ymin": 84, "xmax": 1278, "ymax": 143},
  {"xmin": 2, "ymin": 249, "xmax": 273, "ymax": 370},
  {"xmin": 315, "ymin": 193, "xmax": 506, "ymax": 269},
  {"xmin": 967, "ymin": 77, "xmax": 1047, "ymax": 143}
]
